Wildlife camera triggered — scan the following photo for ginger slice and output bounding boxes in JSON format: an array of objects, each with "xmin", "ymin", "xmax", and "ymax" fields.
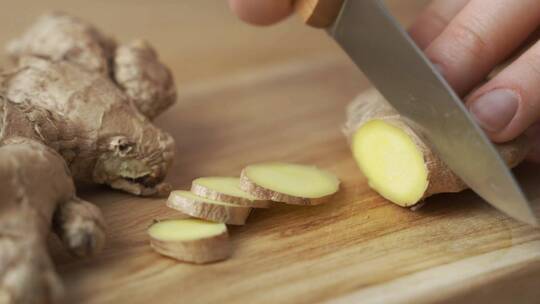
[
  {"xmin": 191, "ymin": 177, "xmax": 271, "ymax": 208},
  {"xmin": 148, "ymin": 218, "xmax": 230, "ymax": 264},
  {"xmin": 166, "ymin": 191, "xmax": 251, "ymax": 225},
  {"xmin": 240, "ymin": 162, "xmax": 340, "ymax": 205}
]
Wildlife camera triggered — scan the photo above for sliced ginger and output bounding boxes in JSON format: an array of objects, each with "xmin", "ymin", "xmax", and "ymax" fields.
[
  {"xmin": 148, "ymin": 218, "xmax": 230, "ymax": 264},
  {"xmin": 191, "ymin": 177, "xmax": 271, "ymax": 208},
  {"xmin": 166, "ymin": 190, "xmax": 251, "ymax": 225},
  {"xmin": 240, "ymin": 162, "xmax": 340, "ymax": 205},
  {"xmin": 352, "ymin": 120, "xmax": 428, "ymax": 206},
  {"xmin": 159, "ymin": 165, "xmax": 341, "ymax": 264}
]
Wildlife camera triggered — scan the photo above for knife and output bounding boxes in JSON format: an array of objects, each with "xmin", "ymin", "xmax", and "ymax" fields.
[{"xmin": 295, "ymin": 0, "xmax": 538, "ymax": 225}]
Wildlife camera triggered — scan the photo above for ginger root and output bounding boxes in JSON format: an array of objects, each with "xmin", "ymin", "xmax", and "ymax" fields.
[
  {"xmin": 343, "ymin": 89, "xmax": 529, "ymax": 207},
  {"xmin": 0, "ymin": 12, "xmax": 177, "ymax": 303},
  {"xmin": 114, "ymin": 40, "xmax": 177, "ymax": 119},
  {"xmin": 6, "ymin": 12, "xmax": 116, "ymax": 75},
  {"xmin": 0, "ymin": 100, "xmax": 105, "ymax": 303}
]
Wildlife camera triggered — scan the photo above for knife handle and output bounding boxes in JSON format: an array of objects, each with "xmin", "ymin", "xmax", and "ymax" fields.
[{"xmin": 294, "ymin": 0, "xmax": 344, "ymax": 28}]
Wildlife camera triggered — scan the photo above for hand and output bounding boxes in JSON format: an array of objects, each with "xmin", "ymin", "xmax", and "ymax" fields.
[{"xmin": 228, "ymin": 0, "xmax": 540, "ymax": 160}]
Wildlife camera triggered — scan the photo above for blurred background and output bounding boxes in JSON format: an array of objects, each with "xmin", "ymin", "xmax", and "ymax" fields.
[{"xmin": 0, "ymin": 0, "xmax": 429, "ymax": 91}]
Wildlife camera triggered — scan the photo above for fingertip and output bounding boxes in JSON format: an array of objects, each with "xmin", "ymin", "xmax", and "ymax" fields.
[
  {"xmin": 467, "ymin": 88, "xmax": 520, "ymax": 141},
  {"xmin": 228, "ymin": 0, "xmax": 293, "ymax": 26},
  {"xmin": 465, "ymin": 40, "xmax": 540, "ymax": 143}
]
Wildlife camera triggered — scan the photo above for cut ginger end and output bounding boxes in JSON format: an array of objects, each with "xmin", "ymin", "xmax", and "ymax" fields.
[{"xmin": 352, "ymin": 120, "xmax": 429, "ymax": 207}]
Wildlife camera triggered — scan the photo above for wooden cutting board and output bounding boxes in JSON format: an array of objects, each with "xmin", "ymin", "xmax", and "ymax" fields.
[{"xmin": 50, "ymin": 55, "xmax": 540, "ymax": 304}]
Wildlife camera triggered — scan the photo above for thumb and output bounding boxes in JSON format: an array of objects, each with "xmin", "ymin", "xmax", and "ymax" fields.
[{"xmin": 228, "ymin": 0, "xmax": 293, "ymax": 26}]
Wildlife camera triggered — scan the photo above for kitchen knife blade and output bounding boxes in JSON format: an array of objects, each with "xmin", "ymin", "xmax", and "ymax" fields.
[{"xmin": 299, "ymin": 0, "xmax": 537, "ymax": 225}]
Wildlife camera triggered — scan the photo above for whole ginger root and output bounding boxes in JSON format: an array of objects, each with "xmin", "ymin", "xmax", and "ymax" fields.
[{"xmin": 0, "ymin": 12, "xmax": 177, "ymax": 303}]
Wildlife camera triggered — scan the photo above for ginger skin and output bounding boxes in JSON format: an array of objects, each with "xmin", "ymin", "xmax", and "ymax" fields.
[
  {"xmin": 114, "ymin": 40, "xmax": 177, "ymax": 119},
  {"xmin": 0, "ymin": 12, "xmax": 177, "ymax": 303},
  {"xmin": 6, "ymin": 12, "xmax": 116, "ymax": 75}
]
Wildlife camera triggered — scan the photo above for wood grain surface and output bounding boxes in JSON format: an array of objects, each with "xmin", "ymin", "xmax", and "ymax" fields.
[{"xmin": 2, "ymin": 1, "xmax": 539, "ymax": 303}]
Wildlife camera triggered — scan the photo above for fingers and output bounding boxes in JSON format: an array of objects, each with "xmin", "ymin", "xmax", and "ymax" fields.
[
  {"xmin": 408, "ymin": 0, "xmax": 470, "ymax": 49},
  {"xmin": 228, "ymin": 0, "xmax": 293, "ymax": 26},
  {"xmin": 466, "ymin": 40, "xmax": 540, "ymax": 143},
  {"xmin": 425, "ymin": 0, "xmax": 540, "ymax": 96}
]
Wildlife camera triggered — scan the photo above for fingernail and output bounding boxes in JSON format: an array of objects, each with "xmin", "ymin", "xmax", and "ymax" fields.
[{"xmin": 469, "ymin": 89, "xmax": 519, "ymax": 132}]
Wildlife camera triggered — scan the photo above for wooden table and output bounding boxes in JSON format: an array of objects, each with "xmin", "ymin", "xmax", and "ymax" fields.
[{"xmin": 2, "ymin": 1, "xmax": 540, "ymax": 303}]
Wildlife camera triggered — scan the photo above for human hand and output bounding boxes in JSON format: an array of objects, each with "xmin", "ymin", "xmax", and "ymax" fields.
[{"xmin": 228, "ymin": 0, "xmax": 540, "ymax": 159}]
